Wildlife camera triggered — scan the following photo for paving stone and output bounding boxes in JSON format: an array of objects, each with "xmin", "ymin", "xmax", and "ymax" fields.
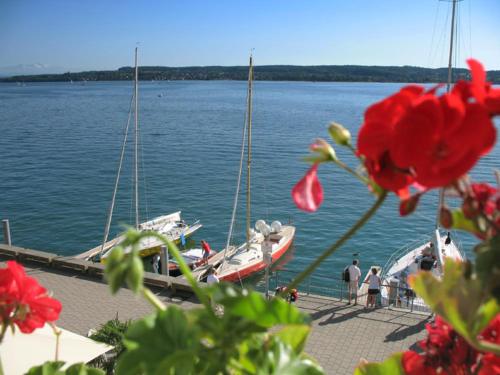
[{"xmin": 3, "ymin": 262, "xmax": 429, "ymax": 374}]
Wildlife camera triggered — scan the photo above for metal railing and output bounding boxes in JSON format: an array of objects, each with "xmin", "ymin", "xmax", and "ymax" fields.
[
  {"xmin": 381, "ymin": 235, "xmax": 432, "ymax": 279},
  {"xmin": 380, "ymin": 229, "xmax": 466, "ymax": 280},
  {"xmin": 254, "ymin": 269, "xmax": 431, "ymax": 314}
]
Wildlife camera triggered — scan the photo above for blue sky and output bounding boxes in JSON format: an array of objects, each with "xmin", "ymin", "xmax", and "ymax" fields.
[{"xmin": 1, "ymin": 0, "xmax": 499, "ymax": 73}]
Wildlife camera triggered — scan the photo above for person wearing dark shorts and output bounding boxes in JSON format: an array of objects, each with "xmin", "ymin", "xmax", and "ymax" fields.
[
  {"xmin": 364, "ymin": 268, "xmax": 381, "ymax": 309},
  {"xmin": 201, "ymin": 240, "xmax": 211, "ymax": 265}
]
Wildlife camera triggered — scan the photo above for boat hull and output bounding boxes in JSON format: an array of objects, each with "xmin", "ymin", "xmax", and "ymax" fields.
[
  {"xmin": 218, "ymin": 225, "xmax": 295, "ymax": 282},
  {"xmin": 77, "ymin": 212, "xmax": 202, "ymax": 262}
]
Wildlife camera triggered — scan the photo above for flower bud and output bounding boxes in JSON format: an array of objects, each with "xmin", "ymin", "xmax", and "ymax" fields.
[
  {"xmin": 399, "ymin": 194, "xmax": 420, "ymax": 216},
  {"xmin": 309, "ymin": 138, "xmax": 337, "ymax": 163},
  {"xmin": 107, "ymin": 246, "xmax": 124, "ymax": 267},
  {"xmin": 440, "ymin": 206, "xmax": 453, "ymax": 228},
  {"xmin": 328, "ymin": 122, "xmax": 351, "ymax": 146},
  {"xmin": 107, "ymin": 262, "xmax": 128, "ymax": 294},
  {"xmin": 126, "ymin": 256, "xmax": 144, "ymax": 293},
  {"xmin": 462, "ymin": 197, "xmax": 480, "ymax": 219}
]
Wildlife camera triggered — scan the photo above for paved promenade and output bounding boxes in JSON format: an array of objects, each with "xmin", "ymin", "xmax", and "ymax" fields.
[
  {"xmin": 295, "ymin": 295, "xmax": 429, "ymax": 374},
  {"xmin": 7, "ymin": 261, "xmax": 429, "ymax": 375}
]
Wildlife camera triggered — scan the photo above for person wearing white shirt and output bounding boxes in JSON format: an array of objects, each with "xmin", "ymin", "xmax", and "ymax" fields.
[
  {"xmin": 364, "ymin": 267, "xmax": 382, "ymax": 308},
  {"xmin": 207, "ymin": 267, "xmax": 219, "ymax": 285},
  {"xmin": 348, "ymin": 260, "xmax": 361, "ymax": 305}
]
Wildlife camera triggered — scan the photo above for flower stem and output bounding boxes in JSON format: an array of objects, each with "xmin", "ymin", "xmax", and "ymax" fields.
[
  {"xmin": 333, "ymin": 159, "xmax": 371, "ymax": 186},
  {"xmin": 50, "ymin": 323, "xmax": 62, "ymax": 361},
  {"xmin": 286, "ymin": 191, "xmax": 387, "ymax": 292},
  {"xmin": 0, "ymin": 324, "xmax": 8, "ymax": 343},
  {"xmin": 346, "ymin": 143, "xmax": 357, "ymax": 155},
  {"xmin": 475, "ymin": 339, "xmax": 500, "ymax": 356},
  {"xmin": 142, "ymin": 288, "xmax": 166, "ymax": 311}
]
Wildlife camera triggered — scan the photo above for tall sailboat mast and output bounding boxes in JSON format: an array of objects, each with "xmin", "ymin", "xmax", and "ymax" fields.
[
  {"xmin": 436, "ymin": 0, "xmax": 459, "ymax": 229},
  {"xmin": 245, "ymin": 55, "xmax": 254, "ymax": 250},
  {"xmin": 446, "ymin": 0, "xmax": 458, "ymax": 93},
  {"xmin": 435, "ymin": 0, "xmax": 459, "ymax": 266},
  {"xmin": 134, "ymin": 47, "xmax": 140, "ymax": 229}
]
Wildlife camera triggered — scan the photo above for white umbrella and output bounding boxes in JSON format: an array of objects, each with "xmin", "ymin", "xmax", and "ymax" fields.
[{"xmin": 1, "ymin": 324, "xmax": 112, "ymax": 375}]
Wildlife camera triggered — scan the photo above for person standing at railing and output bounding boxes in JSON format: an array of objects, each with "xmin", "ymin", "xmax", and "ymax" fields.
[
  {"xmin": 364, "ymin": 268, "xmax": 381, "ymax": 309},
  {"xmin": 347, "ymin": 259, "xmax": 361, "ymax": 305}
]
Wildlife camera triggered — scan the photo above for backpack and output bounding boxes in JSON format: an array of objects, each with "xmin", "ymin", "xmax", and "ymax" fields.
[{"xmin": 342, "ymin": 267, "xmax": 350, "ymax": 282}]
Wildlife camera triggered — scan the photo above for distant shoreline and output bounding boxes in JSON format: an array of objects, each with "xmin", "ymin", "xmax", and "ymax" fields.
[{"xmin": 1, "ymin": 64, "xmax": 499, "ymax": 83}]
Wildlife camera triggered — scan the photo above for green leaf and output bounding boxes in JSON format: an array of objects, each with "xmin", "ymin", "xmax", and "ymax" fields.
[
  {"xmin": 25, "ymin": 362, "xmax": 104, "ymax": 375},
  {"xmin": 232, "ymin": 336, "xmax": 324, "ymax": 375},
  {"xmin": 410, "ymin": 259, "xmax": 500, "ymax": 345},
  {"xmin": 25, "ymin": 361, "xmax": 65, "ymax": 375},
  {"xmin": 116, "ymin": 307, "xmax": 200, "ymax": 375},
  {"xmin": 214, "ymin": 283, "xmax": 307, "ymax": 327},
  {"xmin": 450, "ymin": 209, "xmax": 479, "ymax": 234},
  {"xmin": 274, "ymin": 325, "xmax": 310, "ymax": 353},
  {"xmin": 65, "ymin": 364, "xmax": 105, "ymax": 375},
  {"xmin": 154, "ymin": 351, "xmax": 196, "ymax": 375},
  {"xmin": 354, "ymin": 353, "xmax": 404, "ymax": 375},
  {"xmin": 475, "ymin": 234, "xmax": 500, "ymax": 302}
]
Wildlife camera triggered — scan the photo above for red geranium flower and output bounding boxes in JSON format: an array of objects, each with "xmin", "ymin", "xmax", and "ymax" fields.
[
  {"xmin": 479, "ymin": 315, "xmax": 500, "ymax": 345},
  {"xmin": 357, "ymin": 86, "xmax": 422, "ymax": 194},
  {"xmin": 0, "ymin": 261, "xmax": 62, "ymax": 334},
  {"xmin": 292, "ymin": 164, "xmax": 323, "ymax": 212},
  {"xmin": 390, "ymin": 91, "xmax": 495, "ymax": 188},
  {"xmin": 402, "ymin": 351, "xmax": 438, "ymax": 375},
  {"xmin": 402, "ymin": 315, "xmax": 500, "ymax": 375},
  {"xmin": 464, "ymin": 59, "xmax": 500, "ymax": 116},
  {"xmin": 357, "ymin": 59, "xmax": 496, "ymax": 195},
  {"xmin": 478, "ymin": 315, "xmax": 500, "ymax": 375},
  {"xmin": 479, "ymin": 353, "xmax": 500, "ymax": 375}
]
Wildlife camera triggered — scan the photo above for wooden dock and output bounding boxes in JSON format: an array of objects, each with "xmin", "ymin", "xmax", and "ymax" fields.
[
  {"xmin": 0, "ymin": 244, "xmax": 193, "ymax": 293},
  {"xmin": 74, "ymin": 235, "xmax": 125, "ymax": 260}
]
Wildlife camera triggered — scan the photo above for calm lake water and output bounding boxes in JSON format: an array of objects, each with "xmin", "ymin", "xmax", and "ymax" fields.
[{"xmin": 0, "ymin": 81, "xmax": 498, "ymax": 287}]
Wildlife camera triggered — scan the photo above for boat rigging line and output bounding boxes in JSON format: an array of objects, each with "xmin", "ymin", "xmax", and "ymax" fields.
[
  {"xmin": 134, "ymin": 47, "xmax": 140, "ymax": 229},
  {"xmin": 222, "ymin": 55, "xmax": 252, "ymax": 264},
  {"xmin": 99, "ymin": 92, "xmax": 135, "ymax": 259},
  {"xmin": 246, "ymin": 54, "xmax": 254, "ymax": 252}
]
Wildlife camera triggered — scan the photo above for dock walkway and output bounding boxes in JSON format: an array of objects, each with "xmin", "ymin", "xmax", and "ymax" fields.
[{"xmin": 0, "ymin": 250, "xmax": 429, "ymax": 375}]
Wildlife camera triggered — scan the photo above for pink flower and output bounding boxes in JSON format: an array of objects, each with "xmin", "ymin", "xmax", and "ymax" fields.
[{"xmin": 292, "ymin": 164, "xmax": 323, "ymax": 212}]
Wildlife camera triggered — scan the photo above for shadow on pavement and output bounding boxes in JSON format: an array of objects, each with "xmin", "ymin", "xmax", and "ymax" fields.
[
  {"xmin": 313, "ymin": 305, "xmax": 376, "ymax": 325},
  {"xmin": 384, "ymin": 314, "xmax": 432, "ymax": 343}
]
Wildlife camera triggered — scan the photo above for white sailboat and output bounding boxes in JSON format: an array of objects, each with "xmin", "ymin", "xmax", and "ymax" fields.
[
  {"xmin": 77, "ymin": 48, "xmax": 202, "ymax": 262},
  {"xmin": 376, "ymin": 0, "xmax": 465, "ymax": 311},
  {"xmin": 192, "ymin": 55, "xmax": 296, "ymax": 282}
]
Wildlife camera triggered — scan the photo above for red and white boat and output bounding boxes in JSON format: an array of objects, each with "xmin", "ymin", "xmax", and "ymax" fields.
[
  {"xmin": 191, "ymin": 55, "xmax": 295, "ymax": 283},
  {"xmin": 197, "ymin": 221, "xmax": 295, "ymax": 282},
  {"xmin": 217, "ymin": 224, "xmax": 295, "ymax": 282}
]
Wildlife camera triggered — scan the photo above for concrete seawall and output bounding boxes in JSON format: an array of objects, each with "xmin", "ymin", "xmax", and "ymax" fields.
[{"xmin": 0, "ymin": 244, "xmax": 193, "ymax": 293}]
